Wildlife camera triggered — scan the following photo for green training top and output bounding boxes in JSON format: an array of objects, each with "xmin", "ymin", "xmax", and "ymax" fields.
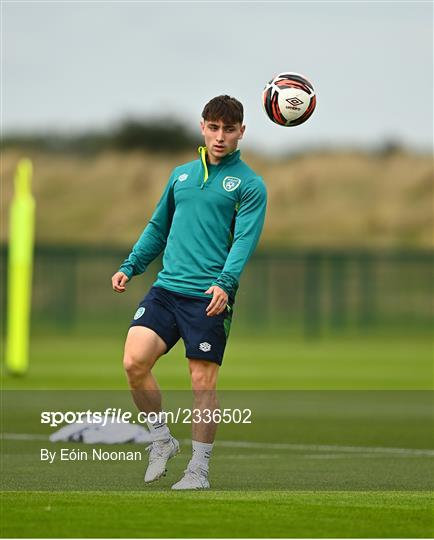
[{"xmin": 119, "ymin": 147, "xmax": 267, "ymax": 302}]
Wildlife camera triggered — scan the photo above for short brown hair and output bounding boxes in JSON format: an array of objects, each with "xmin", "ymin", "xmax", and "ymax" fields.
[{"xmin": 202, "ymin": 95, "xmax": 244, "ymax": 125}]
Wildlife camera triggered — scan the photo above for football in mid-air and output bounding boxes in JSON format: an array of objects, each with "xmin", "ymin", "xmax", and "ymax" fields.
[{"xmin": 262, "ymin": 72, "xmax": 316, "ymax": 127}]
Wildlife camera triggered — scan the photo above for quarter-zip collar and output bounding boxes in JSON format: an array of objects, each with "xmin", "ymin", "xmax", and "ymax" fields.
[{"xmin": 198, "ymin": 146, "xmax": 241, "ymax": 188}]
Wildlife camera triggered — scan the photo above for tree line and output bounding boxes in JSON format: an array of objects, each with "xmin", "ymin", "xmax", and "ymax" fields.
[{"xmin": 2, "ymin": 118, "xmax": 201, "ymax": 154}]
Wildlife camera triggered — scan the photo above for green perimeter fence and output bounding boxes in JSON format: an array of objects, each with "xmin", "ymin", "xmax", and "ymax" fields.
[{"xmin": 0, "ymin": 245, "xmax": 432, "ymax": 338}]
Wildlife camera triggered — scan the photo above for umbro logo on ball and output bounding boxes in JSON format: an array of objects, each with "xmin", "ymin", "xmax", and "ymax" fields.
[{"xmin": 286, "ymin": 97, "xmax": 303, "ymax": 106}]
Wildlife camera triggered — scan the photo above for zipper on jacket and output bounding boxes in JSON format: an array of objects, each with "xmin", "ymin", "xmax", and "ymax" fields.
[
  {"xmin": 198, "ymin": 146, "xmax": 239, "ymax": 190},
  {"xmin": 198, "ymin": 146, "xmax": 209, "ymax": 189}
]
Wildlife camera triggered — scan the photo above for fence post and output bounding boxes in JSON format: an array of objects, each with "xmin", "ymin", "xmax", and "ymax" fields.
[
  {"xmin": 304, "ymin": 252, "xmax": 321, "ymax": 339},
  {"xmin": 330, "ymin": 253, "xmax": 347, "ymax": 331},
  {"xmin": 62, "ymin": 248, "xmax": 77, "ymax": 330},
  {"xmin": 357, "ymin": 253, "xmax": 376, "ymax": 329},
  {"xmin": 39, "ymin": 246, "xmax": 78, "ymax": 331}
]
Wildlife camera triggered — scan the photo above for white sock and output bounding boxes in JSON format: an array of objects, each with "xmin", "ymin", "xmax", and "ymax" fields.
[
  {"xmin": 190, "ymin": 440, "xmax": 213, "ymax": 472},
  {"xmin": 147, "ymin": 413, "xmax": 171, "ymax": 442}
]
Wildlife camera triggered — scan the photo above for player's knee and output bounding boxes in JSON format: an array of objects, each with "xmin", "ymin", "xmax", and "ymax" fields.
[{"xmin": 123, "ymin": 352, "xmax": 151, "ymax": 383}]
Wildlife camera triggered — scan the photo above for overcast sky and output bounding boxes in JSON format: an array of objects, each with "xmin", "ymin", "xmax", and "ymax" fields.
[{"xmin": 2, "ymin": 1, "xmax": 433, "ymax": 154}]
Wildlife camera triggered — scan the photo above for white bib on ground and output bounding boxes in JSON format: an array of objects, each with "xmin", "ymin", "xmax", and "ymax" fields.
[{"xmin": 49, "ymin": 420, "xmax": 152, "ymax": 444}]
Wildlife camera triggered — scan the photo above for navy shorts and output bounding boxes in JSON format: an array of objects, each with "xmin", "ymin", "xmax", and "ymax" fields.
[{"xmin": 129, "ymin": 286, "xmax": 233, "ymax": 366}]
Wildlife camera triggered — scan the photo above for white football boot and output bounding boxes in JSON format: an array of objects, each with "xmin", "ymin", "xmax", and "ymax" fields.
[
  {"xmin": 144, "ymin": 436, "xmax": 180, "ymax": 483},
  {"xmin": 171, "ymin": 463, "xmax": 210, "ymax": 490}
]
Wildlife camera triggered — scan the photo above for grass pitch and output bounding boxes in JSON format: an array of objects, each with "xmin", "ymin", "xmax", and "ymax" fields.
[
  {"xmin": 2, "ymin": 491, "xmax": 432, "ymax": 538},
  {"xmin": 2, "ymin": 332, "xmax": 432, "ymax": 390},
  {"xmin": 1, "ymin": 332, "xmax": 433, "ymax": 537}
]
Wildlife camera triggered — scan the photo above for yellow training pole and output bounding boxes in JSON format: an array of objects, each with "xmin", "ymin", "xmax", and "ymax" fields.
[{"xmin": 5, "ymin": 159, "xmax": 35, "ymax": 375}]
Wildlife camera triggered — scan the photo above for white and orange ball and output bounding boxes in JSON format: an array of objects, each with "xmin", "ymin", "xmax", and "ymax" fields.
[{"xmin": 262, "ymin": 72, "xmax": 316, "ymax": 127}]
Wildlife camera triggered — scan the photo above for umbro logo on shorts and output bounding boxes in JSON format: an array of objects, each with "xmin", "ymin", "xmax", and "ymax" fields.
[{"xmin": 199, "ymin": 342, "xmax": 211, "ymax": 352}]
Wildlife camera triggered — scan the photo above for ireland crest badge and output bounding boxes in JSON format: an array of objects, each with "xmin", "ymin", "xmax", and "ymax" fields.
[{"xmin": 222, "ymin": 176, "xmax": 241, "ymax": 192}]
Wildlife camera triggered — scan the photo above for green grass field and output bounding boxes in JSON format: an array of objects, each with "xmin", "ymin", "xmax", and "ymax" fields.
[
  {"xmin": 2, "ymin": 332, "xmax": 432, "ymax": 390},
  {"xmin": 2, "ymin": 491, "xmax": 432, "ymax": 538},
  {"xmin": 1, "ymin": 332, "xmax": 433, "ymax": 537}
]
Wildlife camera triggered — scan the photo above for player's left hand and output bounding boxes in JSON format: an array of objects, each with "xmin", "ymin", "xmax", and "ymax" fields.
[{"xmin": 204, "ymin": 285, "xmax": 228, "ymax": 317}]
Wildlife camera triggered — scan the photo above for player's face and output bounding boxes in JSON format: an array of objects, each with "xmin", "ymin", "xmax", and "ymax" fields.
[{"xmin": 201, "ymin": 119, "xmax": 245, "ymax": 164}]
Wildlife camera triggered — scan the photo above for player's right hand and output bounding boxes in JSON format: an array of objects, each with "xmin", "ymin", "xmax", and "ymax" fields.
[{"xmin": 112, "ymin": 271, "xmax": 129, "ymax": 293}]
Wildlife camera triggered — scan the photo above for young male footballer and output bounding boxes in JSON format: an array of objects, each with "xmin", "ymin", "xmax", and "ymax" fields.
[{"xmin": 111, "ymin": 95, "xmax": 267, "ymax": 490}]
